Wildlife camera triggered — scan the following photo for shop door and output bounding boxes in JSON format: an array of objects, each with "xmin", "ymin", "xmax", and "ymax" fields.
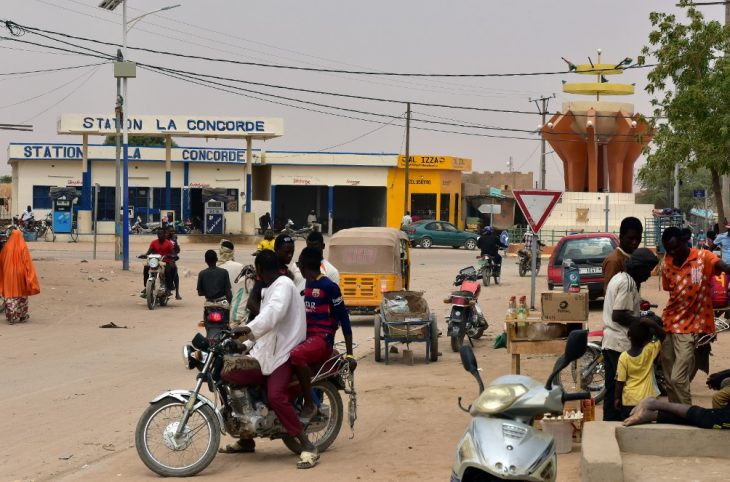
[
  {"xmin": 128, "ymin": 187, "xmax": 150, "ymax": 222},
  {"xmin": 440, "ymin": 193, "xmax": 451, "ymax": 222},
  {"xmin": 411, "ymin": 193, "xmax": 437, "ymax": 221},
  {"xmin": 189, "ymin": 188, "xmax": 204, "ymax": 231}
]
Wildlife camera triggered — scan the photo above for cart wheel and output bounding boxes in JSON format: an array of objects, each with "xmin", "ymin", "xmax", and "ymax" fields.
[
  {"xmin": 429, "ymin": 316, "xmax": 439, "ymax": 362},
  {"xmin": 373, "ymin": 315, "xmax": 382, "ymax": 363}
]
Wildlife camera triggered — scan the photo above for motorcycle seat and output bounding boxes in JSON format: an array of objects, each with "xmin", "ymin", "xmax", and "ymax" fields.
[{"xmin": 450, "ymin": 290, "xmax": 476, "ymax": 298}]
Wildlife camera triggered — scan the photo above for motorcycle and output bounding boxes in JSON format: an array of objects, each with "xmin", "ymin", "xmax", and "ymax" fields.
[
  {"xmin": 445, "ymin": 266, "xmax": 489, "ymax": 352},
  {"xmin": 554, "ymin": 301, "xmax": 671, "ymax": 403},
  {"xmin": 140, "ymin": 253, "xmax": 172, "ymax": 310},
  {"xmin": 281, "ymin": 219, "xmax": 313, "ymax": 239},
  {"xmin": 135, "ymin": 331, "xmax": 357, "ymax": 477},
  {"xmin": 451, "ymin": 330, "xmax": 590, "ymax": 482},
  {"xmin": 476, "ymin": 254, "xmax": 500, "ymax": 286},
  {"xmin": 518, "ymin": 248, "xmax": 542, "ymax": 277},
  {"xmin": 175, "ymin": 218, "xmax": 191, "ymax": 234}
]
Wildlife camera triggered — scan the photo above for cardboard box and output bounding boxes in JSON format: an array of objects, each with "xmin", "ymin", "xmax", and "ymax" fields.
[{"xmin": 541, "ymin": 292, "xmax": 588, "ymax": 321}]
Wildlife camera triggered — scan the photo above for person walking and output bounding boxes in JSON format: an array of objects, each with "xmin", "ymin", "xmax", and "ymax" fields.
[
  {"xmin": 0, "ymin": 229, "xmax": 40, "ymax": 324},
  {"xmin": 660, "ymin": 227, "xmax": 730, "ymax": 405},
  {"xmin": 401, "ymin": 211, "xmax": 412, "ymax": 227},
  {"xmin": 217, "ymin": 240, "xmax": 244, "ymax": 289},
  {"xmin": 601, "ymin": 248, "xmax": 658, "ymax": 421}
]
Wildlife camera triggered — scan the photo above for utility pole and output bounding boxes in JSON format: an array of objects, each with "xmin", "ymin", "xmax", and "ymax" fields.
[
  {"xmin": 530, "ymin": 94, "xmax": 555, "ymax": 190},
  {"xmin": 674, "ymin": 162, "xmax": 680, "ymax": 209},
  {"xmin": 404, "ymin": 102, "xmax": 411, "ymax": 216}
]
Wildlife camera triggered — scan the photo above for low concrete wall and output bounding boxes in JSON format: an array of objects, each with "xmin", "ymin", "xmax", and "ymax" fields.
[
  {"xmin": 581, "ymin": 422, "xmax": 623, "ymax": 482},
  {"xmin": 616, "ymin": 424, "xmax": 730, "ymax": 459}
]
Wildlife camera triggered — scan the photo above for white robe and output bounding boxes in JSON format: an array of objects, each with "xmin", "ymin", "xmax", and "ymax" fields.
[{"xmin": 246, "ymin": 275, "xmax": 306, "ymax": 375}]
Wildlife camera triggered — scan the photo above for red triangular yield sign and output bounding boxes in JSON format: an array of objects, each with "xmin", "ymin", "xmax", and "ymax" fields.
[{"xmin": 512, "ymin": 190, "xmax": 562, "ymax": 233}]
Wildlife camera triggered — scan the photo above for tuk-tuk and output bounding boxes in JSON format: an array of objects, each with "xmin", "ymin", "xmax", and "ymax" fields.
[{"xmin": 329, "ymin": 227, "xmax": 410, "ymax": 312}]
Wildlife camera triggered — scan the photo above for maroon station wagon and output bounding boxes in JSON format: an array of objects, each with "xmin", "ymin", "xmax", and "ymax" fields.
[{"xmin": 547, "ymin": 233, "xmax": 619, "ymax": 300}]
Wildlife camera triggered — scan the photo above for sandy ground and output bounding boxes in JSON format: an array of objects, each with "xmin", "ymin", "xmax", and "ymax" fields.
[{"xmin": 1, "ymin": 238, "xmax": 728, "ymax": 482}]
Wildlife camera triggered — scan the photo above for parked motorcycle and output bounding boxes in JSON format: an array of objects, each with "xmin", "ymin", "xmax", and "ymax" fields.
[
  {"xmin": 554, "ymin": 301, "xmax": 669, "ymax": 403},
  {"xmin": 140, "ymin": 254, "xmax": 172, "ymax": 310},
  {"xmin": 135, "ymin": 331, "xmax": 356, "ymax": 477},
  {"xmin": 281, "ymin": 219, "xmax": 313, "ymax": 239},
  {"xmin": 518, "ymin": 248, "xmax": 541, "ymax": 277},
  {"xmin": 451, "ymin": 330, "xmax": 590, "ymax": 482},
  {"xmin": 446, "ymin": 266, "xmax": 489, "ymax": 352}
]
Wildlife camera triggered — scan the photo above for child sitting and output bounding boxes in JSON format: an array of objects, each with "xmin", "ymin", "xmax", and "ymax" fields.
[{"xmin": 615, "ymin": 318, "xmax": 666, "ymax": 420}]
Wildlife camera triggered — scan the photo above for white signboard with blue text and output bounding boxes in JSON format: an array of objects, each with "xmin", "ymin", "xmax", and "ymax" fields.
[{"xmin": 57, "ymin": 114, "xmax": 284, "ymax": 139}]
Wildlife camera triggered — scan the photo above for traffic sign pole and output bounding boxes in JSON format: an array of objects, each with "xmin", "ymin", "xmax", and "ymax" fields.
[{"xmin": 513, "ymin": 190, "xmax": 563, "ymax": 309}]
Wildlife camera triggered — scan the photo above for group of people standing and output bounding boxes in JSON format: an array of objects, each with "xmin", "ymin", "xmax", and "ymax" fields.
[
  {"xmin": 601, "ymin": 217, "xmax": 730, "ymax": 429},
  {"xmin": 194, "ymin": 230, "xmax": 352, "ymax": 469}
]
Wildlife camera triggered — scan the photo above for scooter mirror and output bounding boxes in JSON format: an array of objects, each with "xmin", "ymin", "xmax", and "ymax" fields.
[
  {"xmin": 460, "ymin": 345, "xmax": 478, "ymax": 373},
  {"xmin": 563, "ymin": 329, "xmax": 588, "ymax": 364}
]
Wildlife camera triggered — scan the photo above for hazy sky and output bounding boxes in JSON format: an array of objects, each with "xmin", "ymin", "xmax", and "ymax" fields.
[{"xmin": 0, "ymin": 1, "xmax": 723, "ymax": 188}]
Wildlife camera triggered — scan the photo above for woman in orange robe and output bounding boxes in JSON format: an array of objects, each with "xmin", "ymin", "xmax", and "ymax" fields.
[{"xmin": 0, "ymin": 229, "xmax": 40, "ymax": 324}]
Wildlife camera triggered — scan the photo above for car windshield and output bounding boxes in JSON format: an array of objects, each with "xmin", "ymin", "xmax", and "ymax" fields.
[{"xmin": 556, "ymin": 237, "xmax": 615, "ymax": 265}]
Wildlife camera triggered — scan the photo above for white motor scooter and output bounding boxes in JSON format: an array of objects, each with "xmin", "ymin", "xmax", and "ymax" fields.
[{"xmin": 451, "ymin": 330, "xmax": 589, "ymax": 482}]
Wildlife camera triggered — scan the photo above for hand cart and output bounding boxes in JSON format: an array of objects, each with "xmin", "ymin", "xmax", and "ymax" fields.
[{"xmin": 374, "ymin": 291, "xmax": 439, "ymax": 364}]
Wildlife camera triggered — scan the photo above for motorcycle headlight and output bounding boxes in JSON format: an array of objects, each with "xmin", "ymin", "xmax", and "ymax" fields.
[
  {"xmin": 472, "ymin": 384, "xmax": 528, "ymax": 414},
  {"xmin": 149, "ymin": 257, "xmax": 160, "ymax": 268}
]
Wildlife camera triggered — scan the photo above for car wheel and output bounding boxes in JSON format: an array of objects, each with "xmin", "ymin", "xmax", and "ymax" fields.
[
  {"xmin": 464, "ymin": 238, "xmax": 477, "ymax": 250},
  {"xmin": 420, "ymin": 237, "xmax": 433, "ymax": 249}
]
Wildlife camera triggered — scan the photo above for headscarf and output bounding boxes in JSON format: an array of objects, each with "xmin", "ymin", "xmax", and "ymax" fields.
[
  {"xmin": 217, "ymin": 239, "xmax": 235, "ymax": 265},
  {"xmin": 0, "ymin": 229, "xmax": 41, "ymax": 298}
]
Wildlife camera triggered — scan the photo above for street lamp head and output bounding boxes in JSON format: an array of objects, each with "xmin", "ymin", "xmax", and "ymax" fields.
[{"xmin": 98, "ymin": 0, "xmax": 123, "ymax": 11}]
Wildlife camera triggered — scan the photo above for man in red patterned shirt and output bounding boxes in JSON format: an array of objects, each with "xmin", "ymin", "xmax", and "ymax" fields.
[{"xmin": 661, "ymin": 227, "xmax": 730, "ymax": 405}]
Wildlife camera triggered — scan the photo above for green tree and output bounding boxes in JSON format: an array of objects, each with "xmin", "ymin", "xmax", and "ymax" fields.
[
  {"xmin": 637, "ymin": 166, "xmax": 713, "ymax": 215},
  {"xmin": 0, "ymin": 175, "xmax": 11, "ymax": 183},
  {"xmin": 103, "ymin": 135, "xmax": 178, "ymax": 147},
  {"xmin": 640, "ymin": 3, "xmax": 730, "ymax": 230}
]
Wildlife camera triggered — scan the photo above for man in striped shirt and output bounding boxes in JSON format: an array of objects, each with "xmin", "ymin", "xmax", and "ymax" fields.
[{"xmin": 291, "ymin": 247, "xmax": 354, "ymax": 423}]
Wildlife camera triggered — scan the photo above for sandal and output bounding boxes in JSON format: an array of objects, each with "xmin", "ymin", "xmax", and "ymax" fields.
[
  {"xmin": 218, "ymin": 440, "xmax": 255, "ymax": 454},
  {"xmin": 297, "ymin": 450, "xmax": 320, "ymax": 469}
]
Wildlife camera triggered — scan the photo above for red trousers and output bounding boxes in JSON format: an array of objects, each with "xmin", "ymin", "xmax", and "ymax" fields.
[
  {"xmin": 221, "ymin": 361, "xmax": 303, "ymax": 436},
  {"xmin": 290, "ymin": 335, "xmax": 332, "ymax": 368}
]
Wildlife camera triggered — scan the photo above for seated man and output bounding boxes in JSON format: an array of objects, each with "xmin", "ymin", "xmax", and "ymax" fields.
[
  {"xmin": 221, "ymin": 251, "xmax": 319, "ymax": 468},
  {"xmin": 140, "ymin": 229, "xmax": 176, "ymax": 295},
  {"xmin": 291, "ymin": 247, "xmax": 354, "ymax": 422}
]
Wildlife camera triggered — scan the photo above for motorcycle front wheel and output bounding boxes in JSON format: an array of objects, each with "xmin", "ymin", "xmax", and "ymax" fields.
[
  {"xmin": 518, "ymin": 260, "xmax": 527, "ymax": 277},
  {"xmin": 555, "ymin": 347, "xmax": 606, "ymax": 404},
  {"xmin": 135, "ymin": 396, "xmax": 221, "ymax": 477},
  {"xmin": 450, "ymin": 329, "xmax": 465, "ymax": 352},
  {"xmin": 146, "ymin": 279, "xmax": 157, "ymax": 310},
  {"xmin": 283, "ymin": 380, "xmax": 344, "ymax": 454}
]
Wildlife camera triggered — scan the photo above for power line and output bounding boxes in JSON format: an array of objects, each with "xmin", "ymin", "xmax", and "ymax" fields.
[
  {"xmin": 4, "ymin": 20, "xmax": 653, "ymax": 78},
  {"xmin": 20, "ymin": 65, "xmax": 101, "ymax": 123},
  {"xmin": 0, "ymin": 61, "xmax": 108, "ymax": 76},
  {"xmin": 0, "ymin": 64, "xmax": 100, "ymax": 109}
]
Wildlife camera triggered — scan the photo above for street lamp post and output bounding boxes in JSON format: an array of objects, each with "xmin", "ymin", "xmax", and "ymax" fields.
[{"xmin": 99, "ymin": 0, "xmax": 180, "ymax": 270}]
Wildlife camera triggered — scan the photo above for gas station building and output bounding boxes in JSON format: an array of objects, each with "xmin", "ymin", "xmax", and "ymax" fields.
[{"xmin": 7, "ymin": 116, "xmax": 472, "ymax": 235}]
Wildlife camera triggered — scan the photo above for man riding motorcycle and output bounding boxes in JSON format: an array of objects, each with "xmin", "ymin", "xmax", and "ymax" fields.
[
  {"xmin": 477, "ymin": 226, "xmax": 507, "ymax": 281},
  {"xmin": 139, "ymin": 229, "xmax": 177, "ymax": 295},
  {"xmin": 520, "ymin": 227, "xmax": 545, "ymax": 262}
]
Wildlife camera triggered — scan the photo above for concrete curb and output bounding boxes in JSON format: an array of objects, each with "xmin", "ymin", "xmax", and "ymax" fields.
[{"xmin": 581, "ymin": 422, "xmax": 623, "ymax": 482}]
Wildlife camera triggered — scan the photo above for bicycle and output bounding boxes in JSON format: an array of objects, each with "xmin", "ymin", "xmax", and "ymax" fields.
[
  {"xmin": 69, "ymin": 219, "xmax": 78, "ymax": 242},
  {"xmin": 37, "ymin": 214, "xmax": 55, "ymax": 242}
]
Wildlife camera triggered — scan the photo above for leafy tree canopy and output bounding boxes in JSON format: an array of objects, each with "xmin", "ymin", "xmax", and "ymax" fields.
[{"xmin": 103, "ymin": 135, "xmax": 178, "ymax": 147}]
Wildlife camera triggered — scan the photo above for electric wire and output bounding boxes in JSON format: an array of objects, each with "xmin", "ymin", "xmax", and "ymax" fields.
[
  {"xmin": 5, "ymin": 21, "xmax": 653, "ymax": 78},
  {"xmin": 20, "ymin": 65, "xmax": 102, "ymax": 123},
  {"xmin": 0, "ymin": 64, "xmax": 101, "ymax": 109},
  {"xmin": 0, "ymin": 61, "xmax": 109, "ymax": 76}
]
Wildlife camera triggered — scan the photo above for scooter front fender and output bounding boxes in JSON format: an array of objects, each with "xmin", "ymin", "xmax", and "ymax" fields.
[
  {"xmin": 150, "ymin": 389, "xmax": 226, "ymax": 434},
  {"xmin": 451, "ymin": 416, "xmax": 557, "ymax": 482}
]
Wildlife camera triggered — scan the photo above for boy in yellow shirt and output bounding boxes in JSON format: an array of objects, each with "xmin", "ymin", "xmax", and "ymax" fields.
[
  {"xmin": 615, "ymin": 318, "xmax": 666, "ymax": 420},
  {"xmin": 256, "ymin": 229, "xmax": 275, "ymax": 253}
]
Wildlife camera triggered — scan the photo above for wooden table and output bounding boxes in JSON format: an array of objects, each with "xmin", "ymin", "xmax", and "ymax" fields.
[{"xmin": 506, "ymin": 316, "xmax": 587, "ymax": 374}]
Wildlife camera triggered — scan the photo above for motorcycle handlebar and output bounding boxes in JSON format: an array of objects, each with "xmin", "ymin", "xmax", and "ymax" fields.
[{"xmin": 562, "ymin": 391, "xmax": 591, "ymax": 402}]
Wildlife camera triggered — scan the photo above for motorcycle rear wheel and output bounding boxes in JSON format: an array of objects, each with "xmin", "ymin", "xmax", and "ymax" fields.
[
  {"xmin": 44, "ymin": 227, "xmax": 56, "ymax": 242},
  {"xmin": 146, "ymin": 280, "xmax": 157, "ymax": 310},
  {"xmin": 283, "ymin": 380, "xmax": 343, "ymax": 454},
  {"xmin": 482, "ymin": 267, "xmax": 492, "ymax": 286},
  {"xmin": 135, "ymin": 396, "xmax": 220, "ymax": 477},
  {"xmin": 518, "ymin": 261, "xmax": 527, "ymax": 277}
]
